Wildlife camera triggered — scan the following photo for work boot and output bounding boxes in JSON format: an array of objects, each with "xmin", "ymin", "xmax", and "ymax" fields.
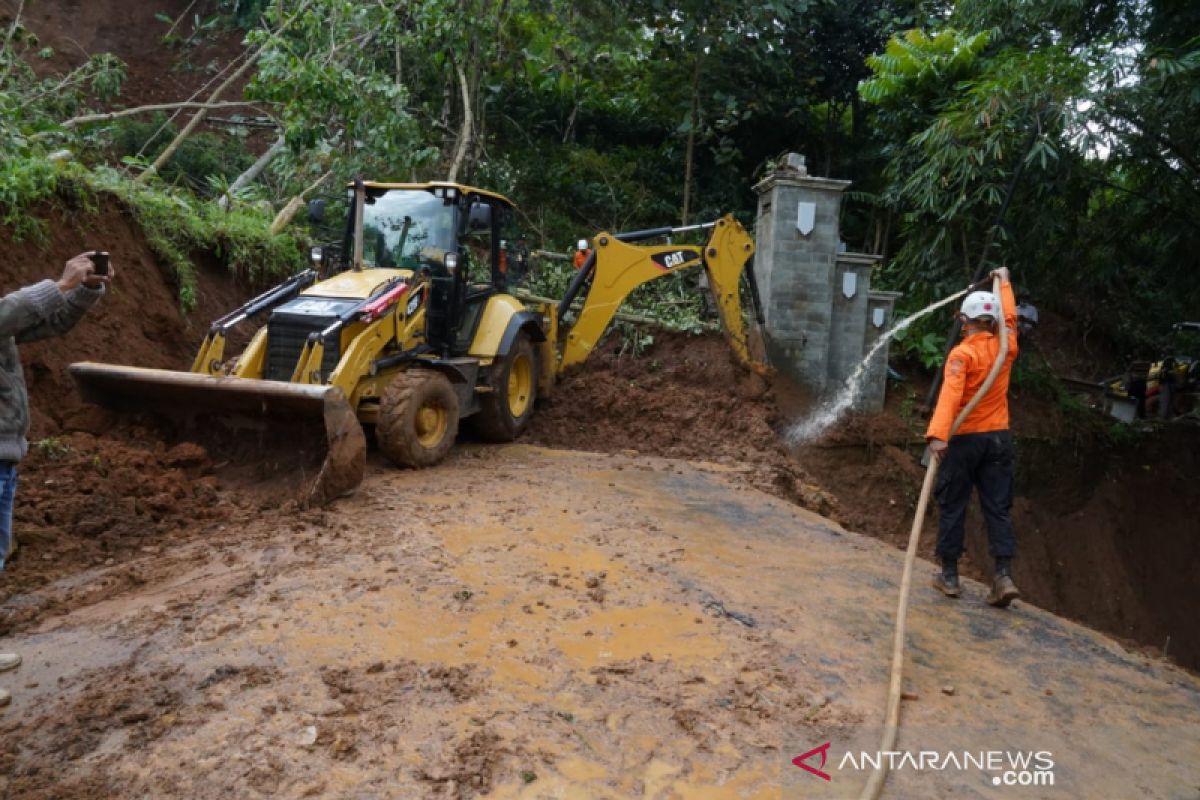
[
  {"xmin": 0, "ymin": 654, "xmax": 19, "ymax": 673},
  {"xmin": 0, "ymin": 689, "xmax": 9, "ymax": 707},
  {"xmin": 986, "ymin": 574, "xmax": 1021, "ymax": 608},
  {"xmin": 931, "ymin": 563, "xmax": 961, "ymax": 598}
]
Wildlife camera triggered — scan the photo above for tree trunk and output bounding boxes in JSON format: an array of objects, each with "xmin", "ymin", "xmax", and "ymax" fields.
[
  {"xmin": 269, "ymin": 170, "xmax": 333, "ymax": 235},
  {"xmin": 446, "ymin": 61, "xmax": 473, "ymax": 183},
  {"xmin": 465, "ymin": 41, "xmax": 483, "ymax": 181},
  {"xmin": 681, "ymin": 53, "xmax": 701, "ymax": 227},
  {"xmin": 880, "ymin": 210, "xmax": 893, "ymax": 262},
  {"xmin": 219, "ymin": 132, "xmax": 286, "ymax": 210}
]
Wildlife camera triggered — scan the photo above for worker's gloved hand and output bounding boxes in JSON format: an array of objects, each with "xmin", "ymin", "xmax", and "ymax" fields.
[
  {"xmin": 990, "ymin": 266, "xmax": 1010, "ymax": 283},
  {"xmin": 928, "ymin": 438, "xmax": 948, "ymax": 461}
]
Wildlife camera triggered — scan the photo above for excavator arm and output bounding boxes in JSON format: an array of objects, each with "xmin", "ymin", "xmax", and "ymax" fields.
[{"xmin": 556, "ymin": 215, "xmax": 768, "ymax": 375}]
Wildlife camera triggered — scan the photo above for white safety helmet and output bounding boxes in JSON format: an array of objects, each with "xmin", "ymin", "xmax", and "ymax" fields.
[
  {"xmin": 960, "ymin": 290, "xmax": 1000, "ymax": 321},
  {"xmin": 577, "ymin": 239, "xmax": 589, "ymax": 250}
]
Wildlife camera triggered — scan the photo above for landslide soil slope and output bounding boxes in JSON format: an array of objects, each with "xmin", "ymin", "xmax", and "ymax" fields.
[{"xmin": 18, "ymin": 0, "xmax": 260, "ymax": 125}]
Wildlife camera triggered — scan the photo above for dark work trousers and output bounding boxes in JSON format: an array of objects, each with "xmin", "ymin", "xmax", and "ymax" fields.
[{"xmin": 934, "ymin": 430, "xmax": 1016, "ymax": 564}]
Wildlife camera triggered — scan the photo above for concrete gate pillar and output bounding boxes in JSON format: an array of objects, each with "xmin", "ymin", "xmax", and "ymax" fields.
[{"xmin": 752, "ymin": 154, "xmax": 898, "ymax": 412}]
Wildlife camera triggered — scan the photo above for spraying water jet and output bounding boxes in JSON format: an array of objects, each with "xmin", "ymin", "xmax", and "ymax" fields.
[{"xmin": 786, "ymin": 288, "xmax": 971, "ymax": 444}]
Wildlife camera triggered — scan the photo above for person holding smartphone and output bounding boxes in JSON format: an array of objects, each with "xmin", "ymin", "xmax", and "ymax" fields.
[{"xmin": 0, "ymin": 250, "xmax": 112, "ymax": 706}]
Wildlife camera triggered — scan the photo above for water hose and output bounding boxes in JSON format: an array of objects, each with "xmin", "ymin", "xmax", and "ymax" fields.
[{"xmin": 859, "ymin": 274, "xmax": 1010, "ymax": 800}]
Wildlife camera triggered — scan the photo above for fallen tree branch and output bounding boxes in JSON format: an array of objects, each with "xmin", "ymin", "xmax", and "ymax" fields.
[
  {"xmin": 0, "ymin": 0, "xmax": 27, "ymax": 89},
  {"xmin": 137, "ymin": 0, "xmax": 312, "ymax": 183},
  {"xmin": 160, "ymin": 0, "xmax": 200, "ymax": 42},
  {"xmin": 219, "ymin": 132, "xmax": 286, "ymax": 210},
  {"xmin": 207, "ymin": 116, "xmax": 279, "ymax": 129},
  {"xmin": 270, "ymin": 169, "xmax": 334, "ymax": 235},
  {"xmin": 58, "ymin": 100, "xmax": 259, "ymax": 129}
]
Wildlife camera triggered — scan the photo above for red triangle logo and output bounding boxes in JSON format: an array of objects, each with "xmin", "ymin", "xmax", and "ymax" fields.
[{"xmin": 792, "ymin": 741, "xmax": 832, "ymax": 781}]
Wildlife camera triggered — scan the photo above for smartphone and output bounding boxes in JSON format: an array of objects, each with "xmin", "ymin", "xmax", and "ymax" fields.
[{"xmin": 89, "ymin": 251, "xmax": 109, "ymax": 275}]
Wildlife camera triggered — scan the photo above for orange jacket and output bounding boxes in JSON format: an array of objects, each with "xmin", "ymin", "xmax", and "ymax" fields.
[{"xmin": 925, "ymin": 280, "xmax": 1019, "ymax": 442}]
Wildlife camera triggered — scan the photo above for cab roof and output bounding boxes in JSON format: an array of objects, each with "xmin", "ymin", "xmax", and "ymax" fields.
[{"xmin": 353, "ymin": 181, "xmax": 515, "ymax": 209}]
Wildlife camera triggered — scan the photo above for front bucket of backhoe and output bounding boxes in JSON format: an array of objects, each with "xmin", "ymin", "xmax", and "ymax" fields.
[{"xmin": 69, "ymin": 362, "xmax": 366, "ymax": 506}]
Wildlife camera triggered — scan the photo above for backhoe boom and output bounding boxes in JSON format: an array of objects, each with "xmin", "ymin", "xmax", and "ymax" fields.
[{"xmin": 557, "ymin": 215, "xmax": 768, "ymax": 375}]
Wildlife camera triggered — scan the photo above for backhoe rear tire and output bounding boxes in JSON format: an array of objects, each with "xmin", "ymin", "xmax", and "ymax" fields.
[
  {"xmin": 472, "ymin": 333, "xmax": 538, "ymax": 442},
  {"xmin": 377, "ymin": 369, "xmax": 459, "ymax": 468}
]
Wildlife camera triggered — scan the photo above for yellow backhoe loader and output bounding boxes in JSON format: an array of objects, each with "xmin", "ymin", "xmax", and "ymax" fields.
[{"xmin": 70, "ymin": 180, "xmax": 767, "ymax": 504}]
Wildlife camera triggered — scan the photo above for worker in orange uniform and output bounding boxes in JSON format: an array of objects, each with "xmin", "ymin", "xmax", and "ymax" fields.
[
  {"xmin": 573, "ymin": 239, "xmax": 591, "ymax": 270},
  {"xmin": 926, "ymin": 266, "xmax": 1020, "ymax": 607}
]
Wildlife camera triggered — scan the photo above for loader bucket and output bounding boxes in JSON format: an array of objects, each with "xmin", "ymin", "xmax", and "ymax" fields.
[{"xmin": 69, "ymin": 363, "xmax": 366, "ymax": 506}]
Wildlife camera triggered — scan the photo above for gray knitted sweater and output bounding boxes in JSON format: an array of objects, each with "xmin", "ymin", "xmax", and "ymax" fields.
[{"xmin": 0, "ymin": 279, "xmax": 105, "ymax": 463}]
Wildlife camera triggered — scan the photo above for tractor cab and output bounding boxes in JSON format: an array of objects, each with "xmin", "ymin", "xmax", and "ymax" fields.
[{"xmin": 330, "ymin": 182, "xmax": 520, "ymax": 357}]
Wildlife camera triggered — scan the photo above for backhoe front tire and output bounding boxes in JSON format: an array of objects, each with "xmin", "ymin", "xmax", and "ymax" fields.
[
  {"xmin": 473, "ymin": 333, "xmax": 538, "ymax": 442},
  {"xmin": 377, "ymin": 369, "xmax": 459, "ymax": 468}
]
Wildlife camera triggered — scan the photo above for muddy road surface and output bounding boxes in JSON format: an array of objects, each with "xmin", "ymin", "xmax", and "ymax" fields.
[{"xmin": 2, "ymin": 446, "xmax": 1199, "ymax": 799}]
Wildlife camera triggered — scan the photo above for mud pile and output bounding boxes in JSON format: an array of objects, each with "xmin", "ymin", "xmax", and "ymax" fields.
[
  {"xmin": 526, "ymin": 332, "xmax": 838, "ymax": 516},
  {"xmin": 2, "ymin": 431, "xmax": 227, "ymax": 622}
]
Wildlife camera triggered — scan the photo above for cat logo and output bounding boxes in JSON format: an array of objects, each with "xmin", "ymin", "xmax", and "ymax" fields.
[{"xmin": 654, "ymin": 250, "xmax": 692, "ymax": 271}]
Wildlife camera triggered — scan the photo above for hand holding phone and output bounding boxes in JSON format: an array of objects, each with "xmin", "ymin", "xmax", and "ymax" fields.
[{"xmin": 88, "ymin": 251, "xmax": 109, "ymax": 275}]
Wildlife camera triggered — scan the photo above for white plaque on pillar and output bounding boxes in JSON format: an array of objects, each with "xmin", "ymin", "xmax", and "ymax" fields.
[
  {"xmin": 872, "ymin": 307, "xmax": 886, "ymax": 328},
  {"xmin": 842, "ymin": 271, "xmax": 857, "ymax": 299},
  {"xmin": 796, "ymin": 202, "xmax": 815, "ymax": 236}
]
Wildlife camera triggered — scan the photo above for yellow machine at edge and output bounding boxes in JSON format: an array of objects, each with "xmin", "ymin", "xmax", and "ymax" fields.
[{"xmin": 69, "ymin": 180, "xmax": 767, "ymax": 503}]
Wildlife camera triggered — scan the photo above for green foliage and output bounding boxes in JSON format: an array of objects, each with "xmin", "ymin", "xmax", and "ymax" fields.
[
  {"xmin": 218, "ymin": 0, "xmax": 273, "ymax": 28},
  {"xmin": 110, "ymin": 115, "xmax": 253, "ymax": 194},
  {"xmin": 861, "ymin": 3, "xmax": 1200, "ymax": 364},
  {"xmin": 897, "ymin": 386, "xmax": 920, "ymax": 432},
  {"xmin": 525, "ymin": 258, "xmax": 575, "ymax": 305},
  {"xmin": 0, "ymin": 153, "xmax": 59, "ymax": 238},
  {"xmin": 1102, "ymin": 420, "xmax": 1141, "ymax": 447},
  {"xmin": 0, "ymin": 15, "xmax": 122, "ymax": 234},
  {"xmin": 89, "ymin": 167, "xmax": 302, "ymax": 310},
  {"xmin": 892, "ymin": 323, "xmax": 947, "ymax": 370},
  {"xmin": 246, "ymin": 1, "xmax": 431, "ymax": 186},
  {"xmin": 859, "ymin": 29, "xmax": 992, "ymax": 107},
  {"xmin": 1011, "ymin": 354, "xmax": 1089, "ymax": 418},
  {"xmin": 0, "ymin": 17, "xmax": 126, "ymax": 142},
  {"xmin": 613, "ymin": 323, "xmax": 655, "ymax": 359}
]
